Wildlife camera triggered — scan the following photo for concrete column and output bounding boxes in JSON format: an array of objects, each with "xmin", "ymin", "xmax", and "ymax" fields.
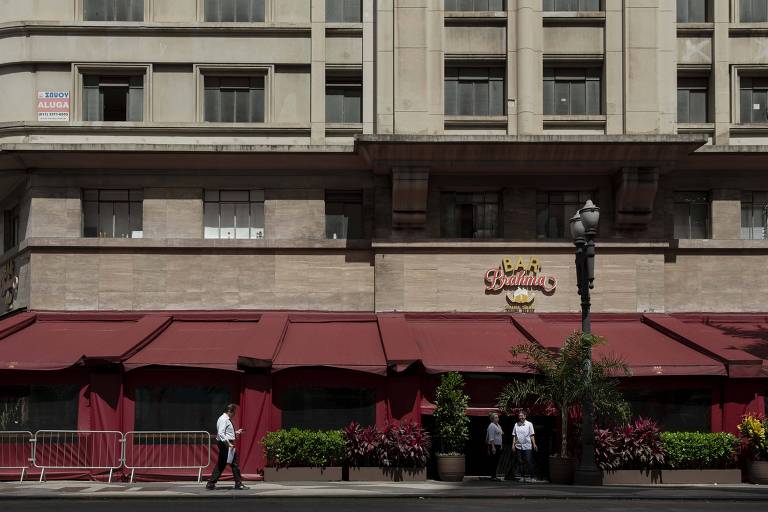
[
  {"xmin": 516, "ymin": 0, "xmax": 542, "ymax": 135},
  {"xmin": 363, "ymin": 0, "xmax": 375, "ymax": 134},
  {"xmin": 311, "ymin": 0, "xmax": 326, "ymax": 144},
  {"xmin": 713, "ymin": 0, "xmax": 730, "ymax": 145},
  {"xmin": 394, "ymin": 0, "xmax": 430, "ymax": 133},
  {"xmin": 376, "ymin": 0, "xmax": 395, "ymax": 133},
  {"xmin": 427, "ymin": 0, "xmax": 443, "ymax": 133},
  {"xmin": 605, "ymin": 0, "xmax": 624, "ymax": 134},
  {"xmin": 711, "ymin": 189, "xmax": 741, "ymax": 239},
  {"xmin": 506, "ymin": 0, "xmax": 518, "ymax": 134}
]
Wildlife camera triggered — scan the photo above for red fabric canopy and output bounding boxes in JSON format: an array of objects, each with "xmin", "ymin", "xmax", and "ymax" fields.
[
  {"xmin": 515, "ymin": 314, "xmax": 726, "ymax": 377},
  {"xmin": 271, "ymin": 315, "xmax": 387, "ymax": 375},
  {"xmin": 402, "ymin": 314, "xmax": 529, "ymax": 374}
]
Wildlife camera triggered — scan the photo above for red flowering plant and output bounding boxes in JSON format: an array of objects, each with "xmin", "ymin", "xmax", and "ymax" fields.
[
  {"xmin": 594, "ymin": 418, "xmax": 666, "ymax": 471},
  {"xmin": 342, "ymin": 421, "xmax": 431, "ymax": 469},
  {"xmin": 343, "ymin": 422, "xmax": 382, "ymax": 468}
]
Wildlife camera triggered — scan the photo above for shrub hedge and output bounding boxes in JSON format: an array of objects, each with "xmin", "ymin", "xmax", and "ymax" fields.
[
  {"xmin": 660, "ymin": 432, "xmax": 739, "ymax": 470},
  {"xmin": 262, "ymin": 428, "xmax": 344, "ymax": 468}
]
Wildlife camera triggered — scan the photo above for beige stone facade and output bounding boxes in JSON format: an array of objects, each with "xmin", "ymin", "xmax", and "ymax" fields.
[{"xmin": 0, "ymin": 1, "xmax": 767, "ymax": 314}]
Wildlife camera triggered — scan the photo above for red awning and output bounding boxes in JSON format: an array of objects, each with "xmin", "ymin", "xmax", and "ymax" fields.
[
  {"xmin": 401, "ymin": 314, "xmax": 530, "ymax": 374},
  {"xmin": 0, "ymin": 313, "xmax": 169, "ymax": 370},
  {"xmin": 271, "ymin": 315, "xmax": 387, "ymax": 375},
  {"xmin": 515, "ymin": 314, "xmax": 726, "ymax": 377}
]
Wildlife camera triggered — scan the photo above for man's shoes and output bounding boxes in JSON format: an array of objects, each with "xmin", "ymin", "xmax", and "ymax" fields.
[
  {"xmin": 234, "ymin": 484, "xmax": 248, "ymax": 490},
  {"xmin": 205, "ymin": 482, "xmax": 216, "ymax": 490}
]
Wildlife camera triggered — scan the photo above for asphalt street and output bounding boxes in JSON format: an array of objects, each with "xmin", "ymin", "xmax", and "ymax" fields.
[{"xmin": 3, "ymin": 499, "xmax": 768, "ymax": 512}]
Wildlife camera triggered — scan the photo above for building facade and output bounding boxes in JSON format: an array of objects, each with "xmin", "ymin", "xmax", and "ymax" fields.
[{"xmin": 0, "ymin": 0, "xmax": 767, "ymax": 479}]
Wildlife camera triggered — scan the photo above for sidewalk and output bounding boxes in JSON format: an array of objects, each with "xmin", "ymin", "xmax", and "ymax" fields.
[{"xmin": 1, "ymin": 479, "xmax": 767, "ymax": 501}]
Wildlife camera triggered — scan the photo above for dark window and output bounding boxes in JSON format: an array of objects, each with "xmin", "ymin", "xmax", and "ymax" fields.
[
  {"xmin": 677, "ymin": 77, "xmax": 709, "ymax": 123},
  {"xmin": 444, "ymin": 66, "xmax": 505, "ymax": 116},
  {"xmin": 543, "ymin": 0, "xmax": 601, "ymax": 11},
  {"xmin": 677, "ymin": 0, "xmax": 708, "ymax": 22},
  {"xmin": 3, "ymin": 205, "xmax": 20, "ymax": 252},
  {"xmin": 204, "ymin": 76, "xmax": 265, "ymax": 123},
  {"xmin": 673, "ymin": 191, "xmax": 710, "ymax": 239},
  {"xmin": 326, "ymin": 0, "xmax": 362, "ymax": 22},
  {"xmin": 84, "ymin": 0, "xmax": 143, "ymax": 21},
  {"xmin": 624, "ymin": 389, "xmax": 711, "ymax": 432},
  {"xmin": 83, "ymin": 189, "xmax": 143, "ymax": 238},
  {"xmin": 326, "ymin": 190, "xmax": 363, "ymax": 239},
  {"xmin": 203, "ymin": 190, "xmax": 265, "ymax": 239},
  {"xmin": 741, "ymin": 0, "xmax": 768, "ymax": 22},
  {"xmin": 0, "ymin": 385, "xmax": 79, "ymax": 431},
  {"xmin": 536, "ymin": 191, "xmax": 593, "ymax": 239},
  {"xmin": 279, "ymin": 388, "xmax": 376, "ymax": 430},
  {"xmin": 740, "ymin": 77, "xmax": 768, "ymax": 124},
  {"xmin": 326, "ymin": 77, "xmax": 362, "ymax": 123},
  {"xmin": 204, "ymin": 0, "xmax": 265, "ymax": 22},
  {"xmin": 134, "ymin": 386, "xmax": 231, "ymax": 432},
  {"xmin": 544, "ymin": 67, "xmax": 602, "ymax": 115},
  {"xmin": 441, "ymin": 192, "xmax": 500, "ymax": 238},
  {"xmin": 445, "ymin": 0, "xmax": 506, "ymax": 10},
  {"xmin": 83, "ymin": 75, "xmax": 143, "ymax": 122},
  {"xmin": 741, "ymin": 191, "xmax": 768, "ymax": 240}
]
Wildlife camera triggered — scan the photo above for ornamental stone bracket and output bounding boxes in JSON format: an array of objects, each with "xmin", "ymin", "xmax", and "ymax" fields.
[
  {"xmin": 391, "ymin": 168, "xmax": 429, "ymax": 229},
  {"xmin": 614, "ymin": 167, "xmax": 660, "ymax": 230}
]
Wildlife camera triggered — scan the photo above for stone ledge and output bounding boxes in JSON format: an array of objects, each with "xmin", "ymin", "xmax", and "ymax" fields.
[{"xmin": 16, "ymin": 238, "xmax": 372, "ymax": 252}]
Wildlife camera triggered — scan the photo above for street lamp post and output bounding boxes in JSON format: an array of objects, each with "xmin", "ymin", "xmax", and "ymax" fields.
[{"xmin": 570, "ymin": 200, "xmax": 603, "ymax": 486}]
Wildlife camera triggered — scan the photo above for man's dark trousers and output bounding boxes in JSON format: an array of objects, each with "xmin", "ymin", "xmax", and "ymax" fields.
[
  {"xmin": 208, "ymin": 440, "xmax": 243, "ymax": 486},
  {"xmin": 515, "ymin": 448, "xmax": 535, "ymax": 479}
]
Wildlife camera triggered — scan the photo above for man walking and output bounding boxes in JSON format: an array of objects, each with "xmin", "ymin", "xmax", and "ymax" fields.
[
  {"xmin": 206, "ymin": 403, "xmax": 246, "ymax": 490},
  {"xmin": 486, "ymin": 412, "xmax": 504, "ymax": 481},
  {"xmin": 512, "ymin": 410, "xmax": 537, "ymax": 482}
]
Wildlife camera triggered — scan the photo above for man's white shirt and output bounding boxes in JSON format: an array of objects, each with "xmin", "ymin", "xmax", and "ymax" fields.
[
  {"xmin": 512, "ymin": 420, "xmax": 535, "ymax": 450},
  {"xmin": 216, "ymin": 413, "xmax": 236, "ymax": 444}
]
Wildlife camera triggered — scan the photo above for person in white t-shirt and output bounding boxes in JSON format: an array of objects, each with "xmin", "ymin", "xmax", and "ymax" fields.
[
  {"xmin": 485, "ymin": 412, "xmax": 504, "ymax": 481},
  {"xmin": 511, "ymin": 410, "xmax": 537, "ymax": 481}
]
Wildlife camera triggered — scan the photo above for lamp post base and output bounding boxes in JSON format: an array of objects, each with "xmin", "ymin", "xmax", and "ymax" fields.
[{"xmin": 573, "ymin": 466, "xmax": 603, "ymax": 486}]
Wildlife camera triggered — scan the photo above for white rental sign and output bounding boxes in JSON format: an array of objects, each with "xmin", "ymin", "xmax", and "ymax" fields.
[{"xmin": 37, "ymin": 91, "xmax": 70, "ymax": 121}]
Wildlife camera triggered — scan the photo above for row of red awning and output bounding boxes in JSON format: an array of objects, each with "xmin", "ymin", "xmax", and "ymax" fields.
[{"xmin": 0, "ymin": 311, "xmax": 766, "ymax": 378}]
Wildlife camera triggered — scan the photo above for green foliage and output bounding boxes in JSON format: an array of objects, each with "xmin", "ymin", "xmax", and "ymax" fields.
[
  {"xmin": 262, "ymin": 428, "xmax": 344, "ymax": 468},
  {"xmin": 497, "ymin": 331, "xmax": 631, "ymax": 458},
  {"xmin": 433, "ymin": 371, "xmax": 470, "ymax": 455},
  {"xmin": 661, "ymin": 431, "xmax": 739, "ymax": 469}
]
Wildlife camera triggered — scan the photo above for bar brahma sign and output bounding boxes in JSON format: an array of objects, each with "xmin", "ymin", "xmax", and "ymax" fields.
[{"xmin": 484, "ymin": 256, "xmax": 558, "ymax": 312}]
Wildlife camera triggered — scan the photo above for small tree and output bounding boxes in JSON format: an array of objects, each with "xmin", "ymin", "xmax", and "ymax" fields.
[
  {"xmin": 433, "ymin": 371, "xmax": 470, "ymax": 455},
  {"xmin": 497, "ymin": 332, "xmax": 630, "ymax": 459}
]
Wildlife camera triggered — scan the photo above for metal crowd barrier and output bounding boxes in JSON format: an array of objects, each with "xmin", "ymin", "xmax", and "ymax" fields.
[
  {"xmin": 33, "ymin": 430, "xmax": 125, "ymax": 483},
  {"xmin": 123, "ymin": 431, "xmax": 212, "ymax": 483},
  {"xmin": 0, "ymin": 431, "xmax": 33, "ymax": 482}
]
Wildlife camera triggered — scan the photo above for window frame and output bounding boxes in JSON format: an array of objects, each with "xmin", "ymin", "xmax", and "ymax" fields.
[
  {"xmin": 326, "ymin": 0, "xmax": 363, "ymax": 23},
  {"xmin": 543, "ymin": 65, "xmax": 603, "ymax": 116},
  {"xmin": 444, "ymin": 0, "xmax": 506, "ymax": 11},
  {"xmin": 0, "ymin": 384, "xmax": 80, "ymax": 432},
  {"xmin": 203, "ymin": 189, "xmax": 265, "ymax": 240},
  {"xmin": 203, "ymin": 76, "xmax": 266, "ymax": 123},
  {"xmin": 3, "ymin": 204, "xmax": 20, "ymax": 253},
  {"xmin": 673, "ymin": 191, "xmax": 711, "ymax": 239},
  {"xmin": 677, "ymin": 0, "xmax": 709, "ymax": 22},
  {"xmin": 201, "ymin": 0, "xmax": 267, "ymax": 23},
  {"xmin": 440, "ymin": 191, "xmax": 502, "ymax": 239},
  {"xmin": 444, "ymin": 64, "xmax": 506, "ymax": 117},
  {"xmin": 325, "ymin": 73, "xmax": 363, "ymax": 124},
  {"xmin": 536, "ymin": 191, "xmax": 595, "ymax": 240},
  {"xmin": 80, "ymin": 0, "xmax": 148, "ymax": 22},
  {"xmin": 738, "ymin": 0, "xmax": 768, "ymax": 23},
  {"xmin": 195, "ymin": 65, "xmax": 273, "ymax": 124},
  {"xmin": 738, "ymin": 75, "xmax": 768, "ymax": 124},
  {"xmin": 325, "ymin": 190, "xmax": 364, "ymax": 240},
  {"xmin": 740, "ymin": 191, "xmax": 768, "ymax": 240},
  {"xmin": 75, "ymin": 64, "xmax": 152, "ymax": 123},
  {"xmin": 542, "ymin": 0, "xmax": 603, "ymax": 12},
  {"xmin": 82, "ymin": 189, "xmax": 144, "ymax": 239},
  {"xmin": 677, "ymin": 75, "xmax": 710, "ymax": 124}
]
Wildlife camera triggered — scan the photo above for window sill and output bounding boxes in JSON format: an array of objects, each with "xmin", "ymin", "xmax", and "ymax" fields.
[
  {"xmin": 443, "ymin": 12, "xmax": 508, "ymax": 25},
  {"xmin": 325, "ymin": 123, "xmax": 363, "ymax": 136},
  {"xmin": 325, "ymin": 22, "xmax": 363, "ymax": 35},
  {"xmin": 543, "ymin": 115, "xmax": 606, "ymax": 127},
  {"xmin": 542, "ymin": 11, "xmax": 606, "ymax": 25},
  {"xmin": 18, "ymin": 237, "xmax": 372, "ymax": 251},
  {"xmin": 2, "ymin": 21, "xmax": 312, "ymax": 36},
  {"xmin": 6, "ymin": 121, "xmax": 312, "ymax": 135},
  {"xmin": 676, "ymin": 22, "xmax": 714, "ymax": 34},
  {"xmin": 730, "ymin": 124, "xmax": 768, "ymax": 133},
  {"xmin": 677, "ymin": 123, "xmax": 714, "ymax": 133},
  {"xmin": 729, "ymin": 23, "xmax": 768, "ymax": 36},
  {"xmin": 444, "ymin": 116, "xmax": 507, "ymax": 128}
]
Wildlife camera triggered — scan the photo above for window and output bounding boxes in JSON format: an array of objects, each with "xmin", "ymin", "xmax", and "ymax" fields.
[
  {"xmin": 673, "ymin": 191, "xmax": 710, "ymax": 239},
  {"xmin": 3, "ymin": 205, "xmax": 20, "ymax": 252},
  {"xmin": 204, "ymin": 190, "xmax": 264, "ymax": 239},
  {"xmin": 134, "ymin": 386, "xmax": 230, "ymax": 432},
  {"xmin": 537, "ymin": 191, "xmax": 593, "ymax": 239},
  {"xmin": 444, "ymin": 66, "xmax": 505, "ymax": 116},
  {"xmin": 278, "ymin": 387, "xmax": 376, "ymax": 430},
  {"xmin": 740, "ymin": 77, "xmax": 768, "ymax": 124},
  {"xmin": 677, "ymin": 77, "xmax": 709, "ymax": 123},
  {"xmin": 326, "ymin": 190, "xmax": 363, "ymax": 239},
  {"xmin": 204, "ymin": 0, "xmax": 265, "ymax": 22},
  {"xmin": 444, "ymin": 0, "xmax": 505, "ymax": 10},
  {"xmin": 84, "ymin": 0, "xmax": 143, "ymax": 21},
  {"xmin": 741, "ymin": 191, "xmax": 768, "ymax": 240},
  {"xmin": 326, "ymin": 0, "xmax": 362, "ymax": 22},
  {"xmin": 204, "ymin": 76, "xmax": 265, "ymax": 123},
  {"xmin": 0, "ymin": 385, "xmax": 79, "ymax": 431},
  {"xmin": 741, "ymin": 0, "xmax": 768, "ymax": 22},
  {"xmin": 677, "ymin": 0, "xmax": 708, "ymax": 22},
  {"xmin": 83, "ymin": 189, "xmax": 143, "ymax": 238},
  {"xmin": 83, "ymin": 75, "xmax": 144, "ymax": 122},
  {"xmin": 441, "ymin": 192, "xmax": 500, "ymax": 238},
  {"xmin": 544, "ymin": 67, "xmax": 602, "ymax": 115},
  {"xmin": 326, "ymin": 76, "xmax": 362, "ymax": 123},
  {"xmin": 625, "ymin": 389, "xmax": 711, "ymax": 432},
  {"xmin": 543, "ymin": 0, "xmax": 601, "ymax": 11}
]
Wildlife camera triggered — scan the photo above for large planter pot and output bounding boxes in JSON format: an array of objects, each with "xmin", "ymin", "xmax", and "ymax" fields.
[
  {"xmin": 345, "ymin": 466, "xmax": 427, "ymax": 482},
  {"xmin": 548, "ymin": 456, "xmax": 575, "ymax": 484},
  {"xmin": 603, "ymin": 469, "xmax": 742, "ymax": 485},
  {"xmin": 263, "ymin": 466, "xmax": 342, "ymax": 482},
  {"xmin": 747, "ymin": 460, "xmax": 768, "ymax": 484},
  {"xmin": 436, "ymin": 454, "xmax": 465, "ymax": 482}
]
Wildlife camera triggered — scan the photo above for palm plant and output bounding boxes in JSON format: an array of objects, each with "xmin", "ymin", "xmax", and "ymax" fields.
[{"xmin": 497, "ymin": 331, "xmax": 630, "ymax": 459}]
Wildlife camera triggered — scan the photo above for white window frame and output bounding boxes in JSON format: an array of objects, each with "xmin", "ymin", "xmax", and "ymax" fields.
[
  {"xmin": 203, "ymin": 189, "xmax": 265, "ymax": 240},
  {"xmin": 733, "ymin": 0, "xmax": 768, "ymax": 23},
  {"xmin": 731, "ymin": 65, "xmax": 768, "ymax": 124},
  {"xmin": 73, "ymin": 63, "xmax": 152, "ymax": 123},
  {"xmin": 77, "ymin": 0, "xmax": 151, "ymax": 22},
  {"xmin": 197, "ymin": 0, "xmax": 272, "ymax": 23},
  {"xmin": 194, "ymin": 65, "xmax": 273, "ymax": 124}
]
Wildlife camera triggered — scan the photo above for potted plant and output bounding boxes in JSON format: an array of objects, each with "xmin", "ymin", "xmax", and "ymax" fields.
[
  {"xmin": 738, "ymin": 413, "xmax": 768, "ymax": 484},
  {"xmin": 262, "ymin": 428, "xmax": 344, "ymax": 481},
  {"xmin": 433, "ymin": 371, "xmax": 470, "ymax": 481},
  {"xmin": 497, "ymin": 331, "xmax": 630, "ymax": 484},
  {"xmin": 343, "ymin": 421, "xmax": 430, "ymax": 481}
]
